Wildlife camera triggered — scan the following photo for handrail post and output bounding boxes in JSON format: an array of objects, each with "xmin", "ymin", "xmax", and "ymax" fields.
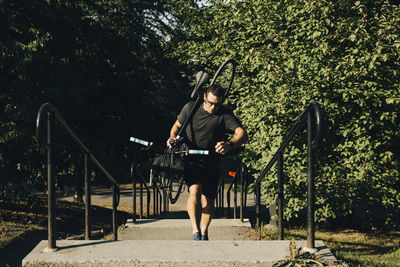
[
  {"xmin": 217, "ymin": 182, "xmax": 221, "ymax": 216},
  {"xmin": 112, "ymin": 185, "xmax": 118, "ymax": 240},
  {"xmin": 84, "ymin": 153, "xmax": 91, "ymax": 240},
  {"xmin": 159, "ymin": 188, "xmax": 162, "ymax": 215},
  {"xmin": 131, "ymin": 162, "xmax": 136, "ymax": 223},
  {"xmin": 216, "ymin": 186, "xmax": 219, "ymax": 216},
  {"xmin": 147, "ymin": 187, "xmax": 150, "ymax": 217},
  {"xmin": 240, "ymin": 165, "xmax": 244, "ymax": 222},
  {"xmin": 153, "ymin": 183, "xmax": 157, "ymax": 216},
  {"xmin": 234, "ymin": 172, "xmax": 238, "ymax": 219},
  {"xmin": 162, "ymin": 180, "xmax": 167, "ymax": 213},
  {"xmin": 221, "ymin": 177, "xmax": 225, "ymax": 217},
  {"xmin": 47, "ymin": 110, "xmax": 57, "ymax": 251},
  {"xmin": 255, "ymin": 183, "xmax": 260, "ymax": 228},
  {"xmin": 227, "ymin": 181, "xmax": 231, "ymax": 218},
  {"xmin": 307, "ymin": 110, "xmax": 315, "ymax": 249},
  {"xmin": 255, "ymin": 182, "xmax": 261, "ymax": 240},
  {"xmin": 277, "ymin": 153, "xmax": 284, "ymax": 240},
  {"xmin": 140, "ymin": 181, "xmax": 143, "ymax": 218},
  {"xmin": 244, "ymin": 166, "xmax": 248, "ymax": 218}
]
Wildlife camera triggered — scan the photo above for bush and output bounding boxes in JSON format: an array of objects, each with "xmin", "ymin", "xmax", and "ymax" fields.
[{"xmin": 171, "ymin": 0, "xmax": 400, "ymax": 229}]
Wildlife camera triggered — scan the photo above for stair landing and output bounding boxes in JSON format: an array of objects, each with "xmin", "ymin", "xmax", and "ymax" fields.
[{"xmin": 22, "ymin": 239, "xmax": 336, "ymax": 267}]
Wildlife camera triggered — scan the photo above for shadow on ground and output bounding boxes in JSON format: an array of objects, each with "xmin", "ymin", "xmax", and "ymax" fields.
[{"xmin": 0, "ymin": 198, "xmax": 130, "ymax": 267}]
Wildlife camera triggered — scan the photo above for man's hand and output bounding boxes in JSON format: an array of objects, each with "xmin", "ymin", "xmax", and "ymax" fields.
[
  {"xmin": 167, "ymin": 136, "xmax": 176, "ymax": 148},
  {"xmin": 167, "ymin": 120, "xmax": 182, "ymax": 148},
  {"xmin": 215, "ymin": 141, "xmax": 233, "ymax": 155}
]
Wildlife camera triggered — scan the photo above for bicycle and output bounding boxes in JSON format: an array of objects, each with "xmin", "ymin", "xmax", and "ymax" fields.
[
  {"xmin": 129, "ymin": 137, "xmax": 209, "ymax": 205},
  {"xmin": 129, "ymin": 58, "xmax": 237, "ymax": 215}
]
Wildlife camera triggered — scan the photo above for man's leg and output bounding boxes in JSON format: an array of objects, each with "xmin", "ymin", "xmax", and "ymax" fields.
[
  {"xmin": 200, "ymin": 194, "xmax": 215, "ymax": 238},
  {"xmin": 187, "ymin": 184, "xmax": 202, "ymax": 235}
]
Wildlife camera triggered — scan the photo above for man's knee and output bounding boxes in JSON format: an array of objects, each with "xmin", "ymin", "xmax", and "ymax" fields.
[{"xmin": 189, "ymin": 184, "xmax": 202, "ymax": 197}]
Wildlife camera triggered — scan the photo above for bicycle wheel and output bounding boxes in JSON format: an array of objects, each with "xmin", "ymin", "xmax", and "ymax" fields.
[
  {"xmin": 210, "ymin": 58, "xmax": 236, "ymax": 98},
  {"xmin": 168, "ymin": 173, "xmax": 185, "ymax": 204}
]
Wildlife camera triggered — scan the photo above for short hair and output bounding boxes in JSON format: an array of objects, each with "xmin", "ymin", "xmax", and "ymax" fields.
[{"xmin": 205, "ymin": 84, "xmax": 225, "ymax": 97}]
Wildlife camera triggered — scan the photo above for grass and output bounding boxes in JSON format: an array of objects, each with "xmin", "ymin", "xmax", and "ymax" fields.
[
  {"xmin": 249, "ymin": 226, "xmax": 400, "ymax": 267},
  {"xmin": 0, "ymin": 197, "xmax": 130, "ymax": 267},
  {"xmin": 2, "ymin": 191, "xmax": 399, "ymax": 267},
  {"xmin": 0, "ymin": 221, "xmax": 45, "ymax": 248}
]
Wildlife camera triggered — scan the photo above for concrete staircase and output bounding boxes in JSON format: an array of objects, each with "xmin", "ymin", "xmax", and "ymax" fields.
[
  {"xmin": 22, "ymin": 239, "xmax": 335, "ymax": 267},
  {"xmin": 120, "ymin": 218, "xmax": 251, "ymax": 240},
  {"xmin": 22, "ymin": 189, "xmax": 336, "ymax": 266}
]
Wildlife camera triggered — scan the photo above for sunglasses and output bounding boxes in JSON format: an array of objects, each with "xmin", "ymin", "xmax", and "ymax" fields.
[{"xmin": 204, "ymin": 98, "xmax": 222, "ymax": 108}]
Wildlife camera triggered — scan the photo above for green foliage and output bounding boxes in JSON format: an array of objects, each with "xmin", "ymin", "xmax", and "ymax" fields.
[
  {"xmin": 0, "ymin": 0, "xmax": 190, "ymax": 198},
  {"xmin": 171, "ymin": 0, "xmax": 400, "ymax": 229},
  {"xmin": 2, "ymin": 0, "xmax": 400, "ymax": 229}
]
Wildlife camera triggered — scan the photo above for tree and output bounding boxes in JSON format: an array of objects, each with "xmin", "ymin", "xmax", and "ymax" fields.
[
  {"xmin": 0, "ymin": 0, "xmax": 190, "ymax": 198},
  {"xmin": 170, "ymin": 0, "xmax": 400, "ymax": 229}
]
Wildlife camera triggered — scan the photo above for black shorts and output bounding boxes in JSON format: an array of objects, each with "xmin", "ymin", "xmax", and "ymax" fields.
[{"xmin": 184, "ymin": 155, "xmax": 220, "ymax": 200}]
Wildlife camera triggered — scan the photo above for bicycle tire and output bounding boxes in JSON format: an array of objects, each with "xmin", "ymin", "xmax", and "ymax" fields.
[
  {"xmin": 210, "ymin": 58, "xmax": 236, "ymax": 98},
  {"xmin": 168, "ymin": 173, "xmax": 185, "ymax": 204}
]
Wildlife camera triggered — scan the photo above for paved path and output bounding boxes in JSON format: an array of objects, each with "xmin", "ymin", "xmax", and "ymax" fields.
[{"xmin": 58, "ymin": 184, "xmax": 256, "ymax": 215}]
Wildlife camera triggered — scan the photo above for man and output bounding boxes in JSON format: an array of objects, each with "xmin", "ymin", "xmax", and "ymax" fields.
[{"xmin": 166, "ymin": 84, "xmax": 248, "ymax": 240}]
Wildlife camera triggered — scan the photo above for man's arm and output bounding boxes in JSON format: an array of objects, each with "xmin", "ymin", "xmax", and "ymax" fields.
[
  {"xmin": 215, "ymin": 126, "xmax": 248, "ymax": 155},
  {"xmin": 167, "ymin": 120, "xmax": 182, "ymax": 147}
]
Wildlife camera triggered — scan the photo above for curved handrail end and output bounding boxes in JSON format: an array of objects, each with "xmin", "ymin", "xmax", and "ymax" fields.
[
  {"xmin": 36, "ymin": 103, "xmax": 55, "ymax": 147},
  {"xmin": 309, "ymin": 102, "xmax": 326, "ymax": 150}
]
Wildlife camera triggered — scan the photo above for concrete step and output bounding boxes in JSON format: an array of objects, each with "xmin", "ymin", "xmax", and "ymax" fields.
[
  {"xmin": 22, "ymin": 240, "xmax": 336, "ymax": 267},
  {"xmin": 120, "ymin": 218, "xmax": 252, "ymax": 240}
]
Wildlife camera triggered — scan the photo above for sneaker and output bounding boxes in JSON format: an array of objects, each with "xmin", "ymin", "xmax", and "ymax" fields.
[
  {"xmin": 201, "ymin": 234, "xmax": 209, "ymax": 241},
  {"xmin": 192, "ymin": 232, "xmax": 201, "ymax": 240}
]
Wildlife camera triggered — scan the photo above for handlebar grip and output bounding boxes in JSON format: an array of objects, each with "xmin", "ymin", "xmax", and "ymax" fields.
[
  {"xmin": 169, "ymin": 135, "xmax": 183, "ymax": 147},
  {"xmin": 129, "ymin": 137, "xmax": 153, "ymax": 147},
  {"xmin": 169, "ymin": 139, "xmax": 176, "ymax": 146},
  {"xmin": 188, "ymin": 149, "xmax": 209, "ymax": 155}
]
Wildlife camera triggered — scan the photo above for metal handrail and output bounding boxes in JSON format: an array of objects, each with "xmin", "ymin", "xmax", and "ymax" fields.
[
  {"xmin": 36, "ymin": 103, "xmax": 120, "ymax": 251},
  {"xmin": 214, "ymin": 162, "xmax": 250, "ymax": 220},
  {"xmin": 255, "ymin": 102, "xmax": 324, "ymax": 185},
  {"xmin": 130, "ymin": 154, "xmax": 250, "ymax": 222},
  {"xmin": 254, "ymin": 101, "xmax": 325, "ymax": 249},
  {"xmin": 130, "ymin": 160, "xmax": 151, "ymax": 220},
  {"xmin": 226, "ymin": 165, "xmax": 251, "ymax": 220},
  {"xmin": 152, "ymin": 179, "xmax": 164, "ymax": 216},
  {"xmin": 226, "ymin": 174, "xmax": 238, "ymax": 218},
  {"xmin": 36, "ymin": 104, "xmax": 119, "ymax": 186}
]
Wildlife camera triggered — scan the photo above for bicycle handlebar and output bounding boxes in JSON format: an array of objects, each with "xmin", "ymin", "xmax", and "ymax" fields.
[
  {"xmin": 188, "ymin": 149, "xmax": 209, "ymax": 155},
  {"xmin": 174, "ymin": 149, "xmax": 209, "ymax": 155},
  {"xmin": 129, "ymin": 137, "xmax": 209, "ymax": 155},
  {"xmin": 129, "ymin": 137, "xmax": 153, "ymax": 147}
]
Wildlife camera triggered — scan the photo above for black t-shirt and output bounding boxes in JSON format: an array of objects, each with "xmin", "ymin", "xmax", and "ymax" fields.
[{"xmin": 177, "ymin": 101, "xmax": 242, "ymax": 152}]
